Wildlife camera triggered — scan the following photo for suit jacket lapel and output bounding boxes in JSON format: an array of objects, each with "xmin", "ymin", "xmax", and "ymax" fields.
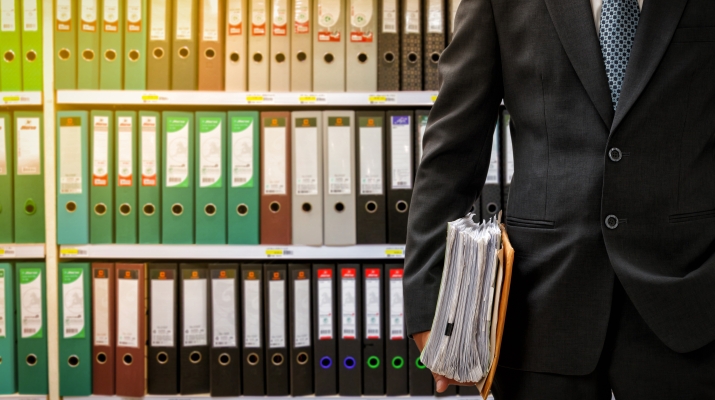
[
  {"xmin": 544, "ymin": 0, "xmax": 614, "ymax": 129},
  {"xmin": 611, "ymin": 0, "xmax": 688, "ymax": 134}
]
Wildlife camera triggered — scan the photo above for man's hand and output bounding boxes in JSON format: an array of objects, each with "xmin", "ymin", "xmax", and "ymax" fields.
[{"xmin": 413, "ymin": 330, "xmax": 477, "ymax": 393}]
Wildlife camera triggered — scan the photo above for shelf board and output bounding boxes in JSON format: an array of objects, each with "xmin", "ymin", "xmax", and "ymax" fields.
[
  {"xmin": 64, "ymin": 396, "xmax": 483, "ymax": 400},
  {"xmin": 0, "ymin": 92, "xmax": 42, "ymax": 106},
  {"xmin": 0, "ymin": 244, "xmax": 46, "ymax": 259},
  {"xmin": 58, "ymin": 244, "xmax": 406, "ymax": 260},
  {"xmin": 0, "ymin": 396, "xmax": 47, "ymax": 400},
  {"xmin": 56, "ymin": 90, "xmax": 438, "ymax": 107}
]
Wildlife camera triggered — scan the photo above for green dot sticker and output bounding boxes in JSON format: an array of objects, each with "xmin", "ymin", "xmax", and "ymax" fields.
[
  {"xmin": 367, "ymin": 356, "xmax": 380, "ymax": 369},
  {"xmin": 415, "ymin": 357, "xmax": 426, "ymax": 369},
  {"xmin": 391, "ymin": 356, "xmax": 404, "ymax": 369}
]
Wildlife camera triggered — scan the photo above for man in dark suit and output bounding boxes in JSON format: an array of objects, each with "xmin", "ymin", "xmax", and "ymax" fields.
[{"xmin": 404, "ymin": 0, "xmax": 715, "ymax": 398}]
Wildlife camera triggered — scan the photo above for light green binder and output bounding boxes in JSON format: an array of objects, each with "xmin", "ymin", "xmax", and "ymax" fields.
[
  {"xmin": 56, "ymin": 111, "xmax": 90, "ymax": 245},
  {"xmin": 13, "ymin": 112, "xmax": 44, "ymax": 243},
  {"xmin": 195, "ymin": 112, "xmax": 227, "ymax": 244},
  {"xmin": 54, "ymin": 0, "xmax": 77, "ymax": 89},
  {"xmin": 90, "ymin": 110, "xmax": 115, "ymax": 243},
  {"xmin": 124, "ymin": 0, "xmax": 148, "ymax": 89},
  {"xmin": 138, "ymin": 111, "xmax": 161, "ymax": 243},
  {"xmin": 16, "ymin": 262, "xmax": 48, "ymax": 394},
  {"xmin": 0, "ymin": 263, "xmax": 17, "ymax": 394},
  {"xmin": 21, "ymin": 0, "xmax": 43, "ymax": 90},
  {"xmin": 58, "ymin": 263, "xmax": 92, "ymax": 396},
  {"xmin": 162, "ymin": 112, "xmax": 194, "ymax": 244},
  {"xmin": 115, "ymin": 111, "xmax": 138, "ymax": 243},
  {"xmin": 77, "ymin": 0, "xmax": 101, "ymax": 89},
  {"xmin": 99, "ymin": 0, "xmax": 124, "ymax": 89},
  {"xmin": 0, "ymin": 113, "xmax": 13, "ymax": 243},
  {"xmin": 227, "ymin": 111, "xmax": 260, "ymax": 244},
  {"xmin": 0, "ymin": 0, "xmax": 23, "ymax": 91}
]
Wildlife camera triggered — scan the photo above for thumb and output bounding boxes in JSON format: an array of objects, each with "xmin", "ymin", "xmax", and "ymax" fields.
[{"xmin": 434, "ymin": 375, "xmax": 450, "ymax": 393}]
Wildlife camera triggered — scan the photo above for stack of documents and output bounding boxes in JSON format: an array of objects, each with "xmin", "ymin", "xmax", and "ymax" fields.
[{"xmin": 421, "ymin": 214, "xmax": 514, "ymax": 399}]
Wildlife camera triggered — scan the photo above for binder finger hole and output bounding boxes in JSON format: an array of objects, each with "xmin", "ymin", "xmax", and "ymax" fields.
[
  {"xmin": 66, "ymin": 201, "xmax": 77, "ymax": 213},
  {"xmin": 204, "ymin": 203, "xmax": 217, "ymax": 216},
  {"xmin": 365, "ymin": 201, "xmax": 378, "ymax": 213},
  {"xmin": 219, "ymin": 353, "xmax": 231, "ymax": 366},
  {"xmin": 68, "ymin": 355, "xmax": 80, "ymax": 367},
  {"xmin": 334, "ymin": 202, "xmax": 345, "ymax": 213},
  {"xmin": 296, "ymin": 51, "xmax": 307, "ymax": 62},
  {"xmin": 26, "ymin": 354, "xmax": 38, "ymax": 366},
  {"xmin": 367, "ymin": 356, "xmax": 380, "ymax": 369},
  {"xmin": 323, "ymin": 53, "xmax": 335, "ymax": 64},
  {"xmin": 128, "ymin": 49, "xmax": 141, "ymax": 62},
  {"xmin": 157, "ymin": 352, "xmax": 169, "ymax": 364},
  {"xmin": 26, "ymin": 50, "xmax": 37, "ymax": 62},
  {"xmin": 153, "ymin": 47, "xmax": 165, "ymax": 59},
  {"xmin": 96, "ymin": 352, "xmax": 107, "ymax": 364},
  {"xmin": 344, "ymin": 356, "xmax": 356, "ymax": 369},
  {"xmin": 143, "ymin": 203, "xmax": 156, "ymax": 216},
  {"xmin": 391, "ymin": 356, "xmax": 404, "ymax": 369},
  {"xmin": 271, "ymin": 353, "xmax": 284, "ymax": 366},
  {"xmin": 123, "ymin": 354, "xmax": 133, "ymax": 365},
  {"xmin": 301, "ymin": 202, "xmax": 312, "ymax": 212},
  {"xmin": 24, "ymin": 200, "xmax": 36, "ymax": 215},
  {"xmin": 0, "ymin": 356, "xmax": 3, "ymax": 364},
  {"xmin": 396, "ymin": 200, "xmax": 409, "ymax": 213},
  {"xmin": 384, "ymin": 51, "xmax": 395, "ymax": 63},
  {"xmin": 119, "ymin": 203, "xmax": 132, "ymax": 216},
  {"xmin": 178, "ymin": 46, "xmax": 190, "ymax": 59},
  {"xmin": 430, "ymin": 51, "xmax": 441, "ymax": 64},
  {"xmin": 247, "ymin": 353, "xmax": 260, "ymax": 366},
  {"xmin": 230, "ymin": 52, "xmax": 240, "ymax": 62},
  {"xmin": 415, "ymin": 357, "xmax": 426, "ymax": 369},
  {"xmin": 357, "ymin": 53, "xmax": 368, "ymax": 63},
  {"xmin": 95, "ymin": 203, "xmax": 108, "ymax": 216},
  {"xmin": 104, "ymin": 49, "xmax": 117, "ymax": 62},
  {"xmin": 297, "ymin": 352, "xmax": 309, "ymax": 365},
  {"xmin": 269, "ymin": 201, "xmax": 281, "ymax": 213},
  {"xmin": 82, "ymin": 49, "xmax": 95, "ymax": 61},
  {"xmin": 237, "ymin": 203, "xmax": 249, "ymax": 216},
  {"xmin": 407, "ymin": 52, "xmax": 418, "ymax": 64},
  {"xmin": 172, "ymin": 203, "xmax": 184, "ymax": 216},
  {"xmin": 320, "ymin": 356, "xmax": 332, "ymax": 369},
  {"xmin": 275, "ymin": 52, "xmax": 286, "ymax": 63},
  {"xmin": 59, "ymin": 48, "xmax": 71, "ymax": 61},
  {"xmin": 205, "ymin": 48, "xmax": 216, "ymax": 59},
  {"xmin": 3, "ymin": 51, "xmax": 15, "ymax": 63},
  {"xmin": 487, "ymin": 202, "xmax": 498, "ymax": 214},
  {"xmin": 189, "ymin": 351, "xmax": 202, "ymax": 364},
  {"xmin": 253, "ymin": 52, "xmax": 263, "ymax": 62}
]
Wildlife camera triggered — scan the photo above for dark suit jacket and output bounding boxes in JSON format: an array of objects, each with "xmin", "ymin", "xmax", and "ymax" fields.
[{"xmin": 404, "ymin": 0, "xmax": 715, "ymax": 375}]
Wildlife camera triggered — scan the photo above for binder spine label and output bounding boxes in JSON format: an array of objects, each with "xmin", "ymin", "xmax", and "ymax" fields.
[
  {"xmin": 317, "ymin": 0, "xmax": 341, "ymax": 41},
  {"xmin": 359, "ymin": 117, "xmax": 383, "ymax": 195},
  {"xmin": 62, "ymin": 268, "xmax": 86, "ymax": 338},
  {"xmin": 103, "ymin": 0, "xmax": 119, "ymax": 32},
  {"xmin": 294, "ymin": 271, "xmax": 311, "ymax": 347},
  {"xmin": 212, "ymin": 269, "xmax": 237, "ymax": 347},
  {"xmin": 231, "ymin": 117, "xmax": 254, "ymax": 187},
  {"xmin": 23, "ymin": 0, "xmax": 38, "ymax": 31},
  {"xmin": 427, "ymin": 0, "xmax": 442, "ymax": 33},
  {"xmin": 389, "ymin": 269, "xmax": 404, "ymax": 340},
  {"xmin": 404, "ymin": 0, "xmax": 419, "ymax": 33},
  {"xmin": 0, "ymin": 270, "xmax": 5, "ymax": 337},
  {"xmin": 127, "ymin": 0, "xmax": 142, "ymax": 32},
  {"xmin": 203, "ymin": 0, "xmax": 219, "ymax": 40},
  {"xmin": 381, "ymin": 0, "xmax": 396, "ymax": 33},
  {"xmin": 93, "ymin": 269, "xmax": 110, "ymax": 346},
  {"xmin": 349, "ymin": 0, "xmax": 373, "ymax": 42},
  {"xmin": 20, "ymin": 268, "xmax": 43, "ymax": 338},
  {"xmin": 117, "ymin": 269, "xmax": 139, "ymax": 348},
  {"xmin": 176, "ymin": 0, "xmax": 193, "ymax": 39},
  {"xmin": 93, "ymin": 117, "xmax": 109, "ymax": 186},
  {"xmin": 183, "ymin": 269, "xmax": 208, "ymax": 346},
  {"xmin": 327, "ymin": 117, "xmax": 352, "ymax": 195},
  {"xmin": 486, "ymin": 126, "xmax": 499, "ymax": 184},
  {"xmin": 59, "ymin": 118, "xmax": 83, "ymax": 194},
  {"xmin": 117, "ymin": 118, "xmax": 134, "ymax": 187},
  {"xmin": 150, "ymin": 271, "xmax": 175, "ymax": 347},
  {"xmin": 0, "ymin": 120, "xmax": 6, "ymax": 175},
  {"xmin": 263, "ymin": 119, "xmax": 287, "ymax": 195},
  {"xmin": 293, "ymin": 0, "xmax": 309, "ymax": 33},
  {"xmin": 341, "ymin": 268, "xmax": 357, "ymax": 340},
  {"xmin": 364, "ymin": 268, "xmax": 380, "ymax": 339},
  {"xmin": 199, "ymin": 118, "xmax": 223, "ymax": 188},
  {"xmin": 251, "ymin": 0, "xmax": 266, "ymax": 35},
  {"xmin": 2, "ymin": 0, "xmax": 16, "ymax": 31},
  {"xmin": 317, "ymin": 269, "xmax": 333, "ymax": 340},
  {"xmin": 149, "ymin": 0, "xmax": 166, "ymax": 40},
  {"xmin": 228, "ymin": 0, "xmax": 243, "ymax": 35},
  {"xmin": 16, "ymin": 117, "xmax": 41, "ymax": 175},
  {"xmin": 141, "ymin": 117, "xmax": 158, "ymax": 186},
  {"xmin": 390, "ymin": 116, "xmax": 412, "ymax": 189},
  {"xmin": 81, "ymin": 0, "xmax": 97, "ymax": 31},
  {"xmin": 294, "ymin": 119, "xmax": 319, "ymax": 196},
  {"xmin": 272, "ymin": 0, "xmax": 287, "ymax": 35},
  {"xmin": 268, "ymin": 271, "xmax": 286, "ymax": 348},
  {"xmin": 416, "ymin": 115, "xmax": 427, "ymax": 164},
  {"xmin": 56, "ymin": 0, "xmax": 71, "ymax": 31},
  {"xmin": 166, "ymin": 117, "xmax": 190, "ymax": 188},
  {"xmin": 244, "ymin": 271, "xmax": 261, "ymax": 348}
]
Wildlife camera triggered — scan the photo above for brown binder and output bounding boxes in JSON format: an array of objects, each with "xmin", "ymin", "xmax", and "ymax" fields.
[
  {"xmin": 92, "ymin": 263, "xmax": 116, "ymax": 395},
  {"xmin": 198, "ymin": 0, "xmax": 225, "ymax": 90},
  {"xmin": 115, "ymin": 263, "xmax": 146, "ymax": 397},
  {"xmin": 260, "ymin": 112, "xmax": 292, "ymax": 244}
]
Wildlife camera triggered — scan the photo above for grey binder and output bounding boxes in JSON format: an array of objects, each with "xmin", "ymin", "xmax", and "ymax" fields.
[
  {"xmin": 400, "ymin": 0, "xmax": 422, "ymax": 90},
  {"xmin": 377, "ymin": 0, "xmax": 399, "ymax": 90},
  {"xmin": 291, "ymin": 111, "xmax": 324, "ymax": 245},
  {"xmin": 323, "ymin": 111, "xmax": 356, "ymax": 245}
]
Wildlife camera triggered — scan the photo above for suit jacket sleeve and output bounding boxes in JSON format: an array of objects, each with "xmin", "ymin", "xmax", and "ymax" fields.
[{"xmin": 404, "ymin": 0, "xmax": 504, "ymax": 337}]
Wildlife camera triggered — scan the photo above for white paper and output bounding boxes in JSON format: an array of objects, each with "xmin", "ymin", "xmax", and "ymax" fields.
[
  {"xmin": 23, "ymin": 0, "xmax": 38, "ymax": 31},
  {"xmin": 341, "ymin": 277, "xmax": 356, "ymax": 339},
  {"xmin": 150, "ymin": 0, "xmax": 166, "ymax": 40},
  {"xmin": 59, "ymin": 125, "xmax": 83, "ymax": 194},
  {"xmin": 318, "ymin": 0, "xmax": 340, "ymax": 28},
  {"xmin": 92, "ymin": 117, "xmax": 109, "ymax": 182},
  {"xmin": 504, "ymin": 122, "xmax": 514, "ymax": 184},
  {"xmin": 0, "ymin": 271, "xmax": 6, "ymax": 337},
  {"xmin": 381, "ymin": 0, "xmax": 396, "ymax": 33},
  {"xmin": 317, "ymin": 276, "xmax": 333, "ymax": 339},
  {"xmin": 2, "ymin": 0, "xmax": 17, "ymax": 31},
  {"xmin": 427, "ymin": 0, "xmax": 442, "ymax": 33},
  {"xmin": 117, "ymin": 118, "xmax": 134, "ymax": 186},
  {"xmin": 166, "ymin": 121, "xmax": 189, "ymax": 187},
  {"xmin": 16, "ymin": 118, "xmax": 41, "ymax": 175},
  {"xmin": 199, "ymin": 121, "xmax": 222, "ymax": 188},
  {"xmin": 212, "ymin": 278, "xmax": 237, "ymax": 347},
  {"xmin": 93, "ymin": 276, "xmax": 110, "ymax": 345},
  {"xmin": 294, "ymin": 279, "xmax": 311, "ymax": 347},
  {"xmin": 269, "ymin": 279, "xmax": 286, "ymax": 348},
  {"xmin": 328, "ymin": 126, "xmax": 352, "ymax": 195},
  {"xmin": 389, "ymin": 276, "xmax": 404, "ymax": 339},
  {"xmin": 264, "ymin": 127, "xmax": 287, "ymax": 194},
  {"xmin": 141, "ymin": 117, "xmax": 158, "ymax": 186},
  {"xmin": 20, "ymin": 270, "xmax": 42, "ymax": 338},
  {"xmin": 203, "ymin": 0, "xmax": 219, "ymax": 40},
  {"xmin": 244, "ymin": 279, "xmax": 261, "ymax": 347},
  {"xmin": 0, "ymin": 119, "xmax": 6, "ymax": 175},
  {"xmin": 416, "ymin": 116, "xmax": 427, "ymax": 164},
  {"xmin": 485, "ymin": 126, "xmax": 500, "ymax": 184},
  {"xmin": 391, "ymin": 116, "xmax": 412, "ymax": 189},
  {"xmin": 176, "ymin": 0, "xmax": 193, "ymax": 39},
  {"xmin": 63, "ymin": 269, "xmax": 85, "ymax": 338},
  {"xmin": 404, "ymin": 0, "xmax": 419, "ymax": 33},
  {"xmin": 232, "ymin": 122, "xmax": 254, "ymax": 187},
  {"xmin": 365, "ymin": 276, "xmax": 380, "ymax": 339},
  {"xmin": 294, "ymin": 126, "xmax": 319, "ymax": 196},
  {"xmin": 117, "ymin": 277, "xmax": 139, "ymax": 347},
  {"xmin": 151, "ymin": 279, "xmax": 175, "ymax": 347},
  {"xmin": 183, "ymin": 278, "xmax": 208, "ymax": 346},
  {"xmin": 359, "ymin": 127, "xmax": 383, "ymax": 195}
]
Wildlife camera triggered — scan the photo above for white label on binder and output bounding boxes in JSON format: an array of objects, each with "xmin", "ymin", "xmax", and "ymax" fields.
[
  {"xmin": 294, "ymin": 126, "xmax": 319, "ymax": 196},
  {"xmin": 176, "ymin": 0, "xmax": 193, "ymax": 39},
  {"xmin": 341, "ymin": 268, "xmax": 357, "ymax": 339},
  {"xmin": 81, "ymin": 0, "xmax": 97, "ymax": 28},
  {"xmin": 0, "ymin": 271, "xmax": 6, "ymax": 337},
  {"xmin": 294, "ymin": 0, "xmax": 309, "ymax": 33},
  {"xmin": 359, "ymin": 126, "xmax": 383, "ymax": 195},
  {"xmin": 92, "ymin": 117, "xmax": 109, "ymax": 186},
  {"xmin": 427, "ymin": 0, "xmax": 442, "ymax": 33},
  {"xmin": 485, "ymin": 126, "xmax": 499, "ymax": 184},
  {"xmin": 364, "ymin": 268, "xmax": 380, "ymax": 339},
  {"xmin": 93, "ymin": 275, "xmax": 109, "ymax": 345},
  {"xmin": 251, "ymin": 0, "xmax": 266, "ymax": 35},
  {"xmin": 212, "ymin": 278, "xmax": 237, "ymax": 348},
  {"xmin": 244, "ymin": 279, "xmax": 261, "ymax": 347},
  {"xmin": 381, "ymin": 0, "xmax": 396, "ymax": 32},
  {"xmin": 56, "ymin": 0, "xmax": 71, "ymax": 23},
  {"xmin": 17, "ymin": 118, "xmax": 40, "ymax": 175},
  {"xmin": 203, "ymin": 0, "xmax": 219, "ymax": 40},
  {"xmin": 62, "ymin": 268, "xmax": 86, "ymax": 338},
  {"xmin": 0, "ymin": 120, "xmax": 6, "ymax": 175},
  {"xmin": 317, "ymin": 269, "xmax": 333, "ymax": 340},
  {"xmin": 269, "ymin": 279, "xmax": 286, "ymax": 348},
  {"xmin": 199, "ymin": 119, "xmax": 222, "ymax": 188},
  {"xmin": 166, "ymin": 118, "xmax": 189, "ymax": 187},
  {"xmin": 272, "ymin": 0, "xmax": 287, "ymax": 35},
  {"xmin": 404, "ymin": 0, "xmax": 419, "ymax": 33},
  {"xmin": 328, "ymin": 126, "xmax": 352, "ymax": 195},
  {"xmin": 389, "ymin": 269, "xmax": 404, "ymax": 339},
  {"xmin": 505, "ymin": 122, "xmax": 514, "ymax": 184},
  {"xmin": 141, "ymin": 117, "xmax": 158, "ymax": 187},
  {"xmin": 127, "ymin": 0, "xmax": 142, "ymax": 27},
  {"xmin": 59, "ymin": 123, "xmax": 82, "ymax": 194},
  {"xmin": 351, "ymin": 0, "xmax": 372, "ymax": 28},
  {"xmin": 318, "ymin": 0, "xmax": 340, "ymax": 28},
  {"xmin": 231, "ymin": 119, "xmax": 254, "ymax": 187},
  {"xmin": 117, "ymin": 118, "xmax": 134, "ymax": 187},
  {"xmin": 228, "ymin": 0, "xmax": 242, "ymax": 35},
  {"xmin": 264, "ymin": 127, "xmax": 287, "ymax": 195},
  {"xmin": 294, "ymin": 278, "xmax": 311, "ymax": 347},
  {"xmin": 150, "ymin": 0, "xmax": 166, "ymax": 40},
  {"xmin": 24, "ymin": 0, "xmax": 38, "ymax": 31},
  {"xmin": 183, "ymin": 278, "xmax": 208, "ymax": 346},
  {"xmin": 391, "ymin": 116, "xmax": 413, "ymax": 189},
  {"xmin": 20, "ymin": 269, "xmax": 42, "ymax": 338},
  {"xmin": 151, "ymin": 278, "xmax": 175, "ymax": 347},
  {"xmin": 1, "ymin": 0, "xmax": 16, "ymax": 31},
  {"xmin": 103, "ymin": 0, "xmax": 118, "ymax": 24},
  {"xmin": 117, "ymin": 276, "xmax": 139, "ymax": 347}
]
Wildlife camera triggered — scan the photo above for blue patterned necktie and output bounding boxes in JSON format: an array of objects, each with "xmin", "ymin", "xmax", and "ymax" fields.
[{"xmin": 599, "ymin": 0, "xmax": 641, "ymax": 110}]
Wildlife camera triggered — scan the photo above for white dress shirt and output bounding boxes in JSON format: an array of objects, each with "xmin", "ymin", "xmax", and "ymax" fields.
[{"xmin": 591, "ymin": 0, "xmax": 645, "ymax": 31}]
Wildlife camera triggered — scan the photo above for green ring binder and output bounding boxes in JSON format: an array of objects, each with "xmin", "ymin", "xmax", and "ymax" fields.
[
  {"xmin": 415, "ymin": 356, "xmax": 426, "ymax": 369},
  {"xmin": 24, "ymin": 199, "xmax": 36, "ymax": 215},
  {"xmin": 392, "ymin": 356, "xmax": 405, "ymax": 369},
  {"xmin": 367, "ymin": 356, "xmax": 381, "ymax": 369}
]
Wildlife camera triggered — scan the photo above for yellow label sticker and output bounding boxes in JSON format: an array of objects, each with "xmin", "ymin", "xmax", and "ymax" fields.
[
  {"xmin": 246, "ymin": 95, "xmax": 264, "ymax": 103},
  {"xmin": 266, "ymin": 249, "xmax": 284, "ymax": 256},
  {"xmin": 431, "ymin": 94, "xmax": 438, "ymax": 103},
  {"xmin": 369, "ymin": 95, "xmax": 387, "ymax": 104},
  {"xmin": 0, "ymin": 249, "xmax": 4, "ymax": 255},
  {"xmin": 142, "ymin": 94, "xmax": 160, "ymax": 101},
  {"xmin": 299, "ymin": 95, "xmax": 317, "ymax": 103},
  {"xmin": 385, "ymin": 248, "xmax": 404, "ymax": 256},
  {"xmin": 2, "ymin": 96, "xmax": 20, "ymax": 103},
  {"xmin": 61, "ymin": 248, "xmax": 79, "ymax": 256}
]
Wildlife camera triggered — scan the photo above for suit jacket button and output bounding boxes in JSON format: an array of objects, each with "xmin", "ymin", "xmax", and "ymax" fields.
[
  {"xmin": 609, "ymin": 148, "xmax": 622, "ymax": 162},
  {"xmin": 605, "ymin": 215, "xmax": 619, "ymax": 229}
]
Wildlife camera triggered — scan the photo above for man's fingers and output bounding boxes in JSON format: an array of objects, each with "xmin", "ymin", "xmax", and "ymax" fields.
[{"xmin": 432, "ymin": 373, "xmax": 475, "ymax": 392}]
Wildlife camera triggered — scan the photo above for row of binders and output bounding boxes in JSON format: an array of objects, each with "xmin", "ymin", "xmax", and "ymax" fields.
[
  {"xmin": 53, "ymin": 0, "xmax": 462, "ymax": 91},
  {"xmin": 53, "ymin": 109, "xmax": 428, "ymax": 246},
  {"xmin": 0, "ymin": 0, "xmax": 43, "ymax": 91},
  {"xmin": 0, "ymin": 112, "xmax": 46, "ymax": 244}
]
